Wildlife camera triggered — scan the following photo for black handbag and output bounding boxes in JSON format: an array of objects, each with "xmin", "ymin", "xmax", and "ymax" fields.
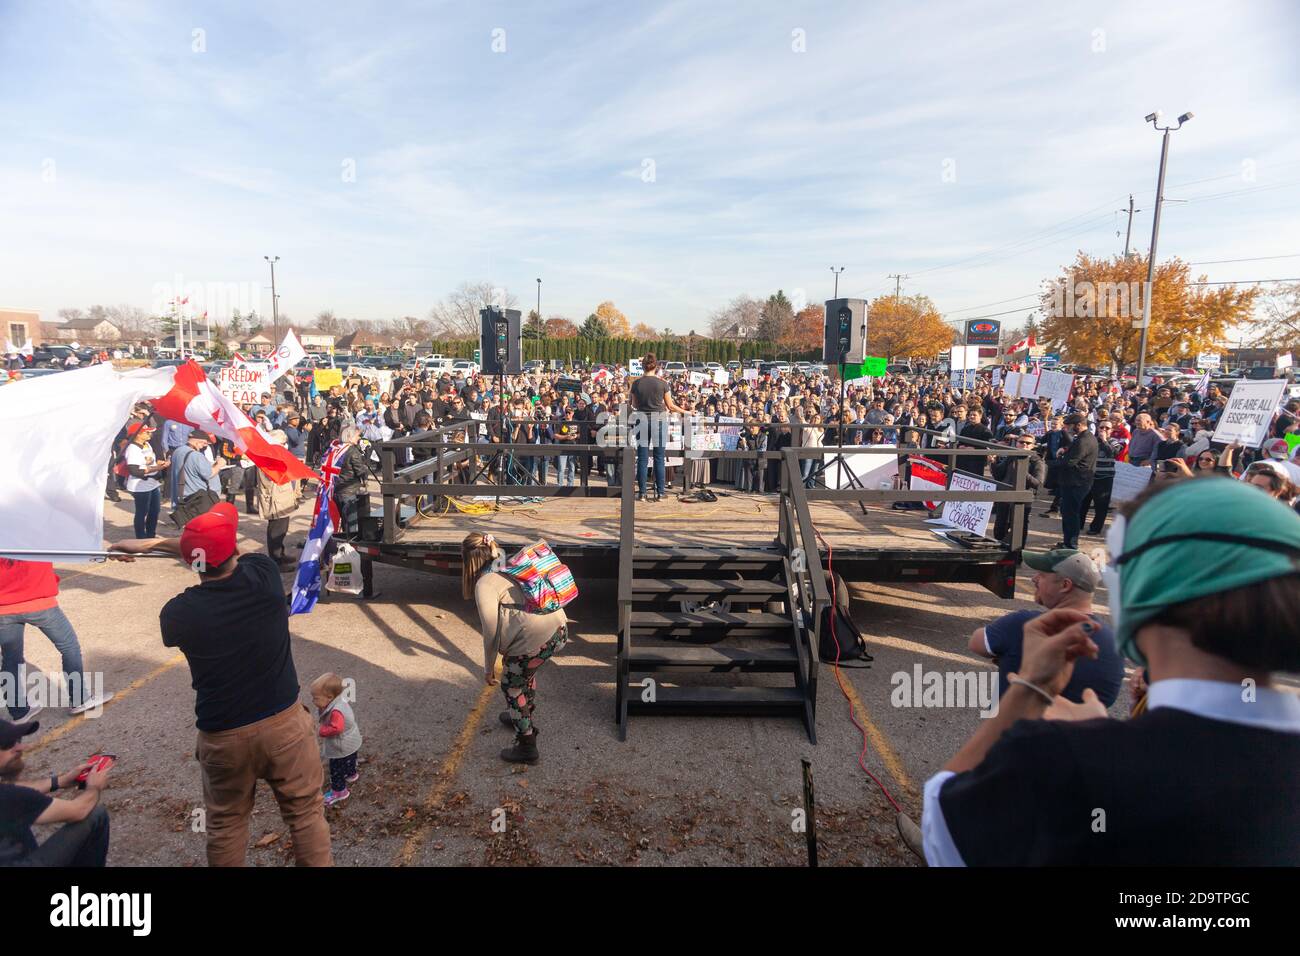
[{"xmin": 169, "ymin": 447, "xmax": 221, "ymax": 528}]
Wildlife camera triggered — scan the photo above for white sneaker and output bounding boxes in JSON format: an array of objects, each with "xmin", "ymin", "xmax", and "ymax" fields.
[
  {"xmin": 9, "ymin": 703, "xmax": 43, "ymax": 724},
  {"xmin": 69, "ymin": 693, "xmax": 116, "ymax": 716}
]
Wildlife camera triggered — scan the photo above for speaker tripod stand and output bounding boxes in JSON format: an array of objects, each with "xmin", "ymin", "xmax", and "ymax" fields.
[{"xmin": 809, "ymin": 355, "xmax": 869, "ymax": 516}]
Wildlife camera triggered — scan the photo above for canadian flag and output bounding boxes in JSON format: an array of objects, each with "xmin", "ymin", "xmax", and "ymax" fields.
[
  {"xmin": 151, "ymin": 360, "xmax": 316, "ymax": 483},
  {"xmin": 1007, "ymin": 333, "xmax": 1036, "ymax": 354}
]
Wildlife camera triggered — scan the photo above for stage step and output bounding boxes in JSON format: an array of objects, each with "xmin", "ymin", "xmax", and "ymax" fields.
[
  {"xmin": 631, "ymin": 578, "xmax": 786, "ymax": 598},
  {"xmin": 626, "ymin": 685, "xmax": 805, "ymax": 714},
  {"xmin": 626, "ymin": 644, "xmax": 798, "ymax": 671},
  {"xmin": 629, "ymin": 609, "xmax": 790, "ymax": 630}
]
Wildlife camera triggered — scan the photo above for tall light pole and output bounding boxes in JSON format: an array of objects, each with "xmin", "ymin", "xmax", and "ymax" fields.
[
  {"xmin": 536, "ymin": 277, "xmax": 542, "ymax": 330},
  {"xmin": 264, "ymin": 255, "xmax": 280, "ymax": 347},
  {"xmin": 1135, "ymin": 111, "xmax": 1192, "ymax": 387},
  {"xmin": 830, "ymin": 266, "xmax": 845, "ymax": 298}
]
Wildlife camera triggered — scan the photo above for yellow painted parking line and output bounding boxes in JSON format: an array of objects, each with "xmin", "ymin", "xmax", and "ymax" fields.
[
  {"xmin": 396, "ymin": 678, "xmax": 497, "ymax": 866},
  {"xmin": 837, "ymin": 674, "xmax": 917, "ymax": 801},
  {"xmin": 26, "ymin": 653, "xmax": 187, "ymax": 755}
]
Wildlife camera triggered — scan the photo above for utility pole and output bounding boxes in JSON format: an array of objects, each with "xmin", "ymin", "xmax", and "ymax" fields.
[
  {"xmin": 1118, "ymin": 195, "xmax": 1142, "ymax": 258},
  {"xmin": 265, "ymin": 255, "xmax": 280, "ymax": 345},
  {"xmin": 888, "ymin": 273, "xmax": 908, "ymax": 301},
  {"xmin": 1136, "ymin": 111, "xmax": 1193, "ymax": 387},
  {"xmin": 830, "ymin": 266, "xmax": 845, "ymax": 298}
]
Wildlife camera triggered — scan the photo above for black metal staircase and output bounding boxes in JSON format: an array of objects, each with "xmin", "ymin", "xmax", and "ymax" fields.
[{"xmin": 615, "ymin": 447, "xmax": 829, "ymax": 743}]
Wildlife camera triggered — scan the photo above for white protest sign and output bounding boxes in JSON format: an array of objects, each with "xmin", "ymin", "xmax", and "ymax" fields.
[
  {"xmin": 1035, "ymin": 369, "xmax": 1075, "ymax": 411},
  {"xmin": 218, "ymin": 364, "xmax": 271, "ymax": 405},
  {"xmin": 712, "ymin": 368, "xmax": 729, "ymax": 385},
  {"xmin": 742, "ymin": 367, "xmax": 759, "ymax": 384},
  {"xmin": 688, "ymin": 371, "xmax": 707, "ymax": 387},
  {"xmin": 949, "ymin": 369, "xmax": 976, "ymax": 390},
  {"xmin": 825, "ymin": 450, "xmax": 899, "ymax": 490},
  {"xmin": 1025, "ymin": 418, "xmax": 1046, "ymax": 437},
  {"xmin": 939, "ymin": 471, "xmax": 998, "ymax": 537},
  {"xmin": 1110, "ymin": 460, "xmax": 1153, "ymax": 503},
  {"xmin": 1212, "ymin": 379, "xmax": 1288, "ymax": 447},
  {"xmin": 628, "ymin": 358, "xmax": 643, "ymax": 375},
  {"xmin": 991, "ymin": 368, "xmax": 1003, "ymax": 390},
  {"xmin": 1279, "ymin": 352, "xmax": 1294, "ymax": 371}
]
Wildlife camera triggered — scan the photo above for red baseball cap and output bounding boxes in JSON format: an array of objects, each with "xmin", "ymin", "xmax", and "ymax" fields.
[
  {"xmin": 180, "ymin": 502, "xmax": 239, "ymax": 569},
  {"xmin": 126, "ymin": 421, "xmax": 155, "ymax": 437}
]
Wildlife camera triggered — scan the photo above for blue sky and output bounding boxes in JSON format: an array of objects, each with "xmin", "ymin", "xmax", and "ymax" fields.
[{"xmin": 2, "ymin": 0, "xmax": 1298, "ymax": 332}]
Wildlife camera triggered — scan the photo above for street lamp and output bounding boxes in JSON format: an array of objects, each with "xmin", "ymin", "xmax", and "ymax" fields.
[
  {"xmin": 830, "ymin": 266, "xmax": 845, "ymax": 298},
  {"xmin": 1135, "ymin": 111, "xmax": 1192, "ymax": 387},
  {"xmin": 264, "ymin": 255, "xmax": 280, "ymax": 346}
]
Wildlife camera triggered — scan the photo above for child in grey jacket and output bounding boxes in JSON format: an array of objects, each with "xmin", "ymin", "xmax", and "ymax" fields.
[{"xmin": 311, "ymin": 673, "xmax": 363, "ymax": 807}]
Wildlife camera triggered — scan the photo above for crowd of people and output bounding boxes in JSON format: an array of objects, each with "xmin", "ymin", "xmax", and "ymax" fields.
[{"xmin": 6, "ymin": 352, "xmax": 1299, "ymax": 868}]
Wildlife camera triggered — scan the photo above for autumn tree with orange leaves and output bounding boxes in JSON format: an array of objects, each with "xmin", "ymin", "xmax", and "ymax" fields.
[
  {"xmin": 1037, "ymin": 253, "xmax": 1258, "ymax": 369},
  {"xmin": 779, "ymin": 304, "xmax": 825, "ymax": 355},
  {"xmin": 866, "ymin": 293, "xmax": 953, "ymax": 360}
]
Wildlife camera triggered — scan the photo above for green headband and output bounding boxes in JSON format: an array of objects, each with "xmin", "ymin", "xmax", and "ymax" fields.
[{"xmin": 1115, "ymin": 477, "xmax": 1300, "ymax": 663}]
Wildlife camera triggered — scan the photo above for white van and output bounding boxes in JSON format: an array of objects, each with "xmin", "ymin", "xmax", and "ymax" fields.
[{"xmin": 416, "ymin": 354, "xmax": 455, "ymax": 374}]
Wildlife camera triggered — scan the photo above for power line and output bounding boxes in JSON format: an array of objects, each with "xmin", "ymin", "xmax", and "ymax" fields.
[
  {"xmin": 944, "ymin": 292, "xmax": 1041, "ymax": 315},
  {"xmin": 1190, "ymin": 277, "xmax": 1299, "ymax": 286},
  {"xmin": 1188, "ymin": 254, "xmax": 1300, "ymax": 266}
]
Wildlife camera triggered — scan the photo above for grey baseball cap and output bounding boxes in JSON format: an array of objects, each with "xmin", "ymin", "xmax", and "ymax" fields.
[{"xmin": 1023, "ymin": 548, "xmax": 1100, "ymax": 592}]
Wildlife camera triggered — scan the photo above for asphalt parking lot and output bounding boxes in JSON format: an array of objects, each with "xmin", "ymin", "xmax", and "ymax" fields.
[{"xmin": 17, "ymin": 492, "xmax": 1128, "ymax": 866}]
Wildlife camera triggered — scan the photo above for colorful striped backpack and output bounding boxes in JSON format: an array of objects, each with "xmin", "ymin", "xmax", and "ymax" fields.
[{"xmin": 501, "ymin": 539, "xmax": 578, "ymax": 613}]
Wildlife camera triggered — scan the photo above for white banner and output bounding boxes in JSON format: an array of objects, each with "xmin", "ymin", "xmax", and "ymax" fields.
[
  {"xmin": 712, "ymin": 367, "xmax": 729, "ymax": 385},
  {"xmin": 628, "ymin": 358, "xmax": 643, "ymax": 375},
  {"xmin": 218, "ymin": 365, "xmax": 271, "ymax": 406},
  {"xmin": 1279, "ymin": 352, "xmax": 1294, "ymax": 371},
  {"xmin": 0, "ymin": 364, "xmax": 176, "ymax": 557},
  {"xmin": 742, "ymin": 367, "xmax": 759, "ymax": 384},
  {"xmin": 1110, "ymin": 460, "xmax": 1154, "ymax": 503},
  {"xmin": 688, "ymin": 371, "xmax": 707, "ymax": 386},
  {"xmin": 1212, "ymin": 379, "xmax": 1288, "ymax": 447},
  {"xmin": 825, "ymin": 450, "xmax": 899, "ymax": 490},
  {"xmin": 939, "ymin": 471, "xmax": 998, "ymax": 537}
]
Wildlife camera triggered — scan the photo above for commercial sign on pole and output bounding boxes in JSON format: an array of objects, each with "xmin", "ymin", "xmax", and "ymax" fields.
[{"xmin": 964, "ymin": 319, "xmax": 1001, "ymax": 347}]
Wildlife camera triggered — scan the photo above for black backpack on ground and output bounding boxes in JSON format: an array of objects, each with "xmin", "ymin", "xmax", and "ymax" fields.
[{"xmin": 817, "ymin": 572, "xmax": 872, "ymax": 666}]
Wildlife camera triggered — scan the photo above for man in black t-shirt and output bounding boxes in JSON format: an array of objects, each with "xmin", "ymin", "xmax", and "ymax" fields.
[
  {"xmin": 0, "ymin": 718, "xmax": 112, "ymax": 867},
  {"xmin": 628, "ymin": 353, "xmax": 686, "ymax": 501},
  {"xmin": 111, "ymin": 503, "xmax": 332, "ymax": 867}
]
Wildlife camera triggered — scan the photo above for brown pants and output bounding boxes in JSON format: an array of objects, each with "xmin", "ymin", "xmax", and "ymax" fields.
[{"xmin": 196, "ymin": 703, "xmax": 333, "ymax": 867}]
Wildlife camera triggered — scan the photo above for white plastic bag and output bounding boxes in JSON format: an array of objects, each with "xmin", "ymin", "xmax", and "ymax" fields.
[{"xmin": 326, "ymin": 543, "xmax": 364, "ymax": 594}]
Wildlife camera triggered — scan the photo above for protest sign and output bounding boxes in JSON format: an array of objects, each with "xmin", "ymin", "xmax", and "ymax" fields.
[
  {"xmin": 628, "ymin": 358, "xmax": 643, "ymax": 375},
  {"xmin": 1005, "ymin": 368, "xmax": 1073, "ymax": 410},
  {"xmin": 1211, "ymin": 379, "xmax": 1288, "ymax": 447},
  {"xmin": 939, "ymin": 471, "xmax": 998, "ymax": 538},
  {"xmin": 950, "ymin": 369, "xmax": 976, "ymax": 390},
  {"xmin": 717, "ymin": 416, "xmax": 744, "ymax": 450},
  {"xmin": 688, "ymin": 371, "xmax": 707, "ymax": 387},
  {"xmin": 1025, "ymin": 419, "xmax": 1046, "ymax": 437},
  {"xmin": 908, "ymin": 455, "xmax": 947, "ymax": 510},
  {"xmin": 1279, "ymin": 352, "xmax": 1294, "ymax": 370},
  {"xmin": 990, "ymin": 368, "xmax": 1003, "ymax": 390},
  {"xmin": 824, "ymin": 450, "xmax": 899, "ymax": 490},
  {"xmin": 314, "ymin": 368, "xmax": 343, "ymax": 391},
  {"xmin": 712, "ymin": 367, "xmax": 728, "ymax": 385},
  {"xmin": 1110, "ymin": 460, "xmax": 1153, "ymax": 503},
  {"xmin": 218, "ymin": 365, "xmax": 270, "ymax": 406},
  {"xmin": 742, "ymin": 367, "xmax": 759, "ymax": 384}
]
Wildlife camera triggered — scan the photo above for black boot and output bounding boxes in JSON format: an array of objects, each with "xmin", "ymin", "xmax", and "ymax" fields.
[{"xmin": 500, "ymin": 731, "xmax": 539, "ymax": 764}]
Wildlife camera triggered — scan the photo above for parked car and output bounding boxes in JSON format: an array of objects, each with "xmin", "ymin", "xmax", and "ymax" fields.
[
  {"xmin": 886, "ymin": 363, "xmax": 913, "ymax": 375},
  {"xmin": 32, "ymin": 344, "xmax": 95, "ymax": 368},
  {"xmin": 663, "ymin": 361, "xmax": 687, "ymax": 374}
]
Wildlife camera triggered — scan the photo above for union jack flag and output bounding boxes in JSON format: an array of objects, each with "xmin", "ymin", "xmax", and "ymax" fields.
[{"xmin": 290, "ymin": 441, "xmax": 346, "ymax": 616}]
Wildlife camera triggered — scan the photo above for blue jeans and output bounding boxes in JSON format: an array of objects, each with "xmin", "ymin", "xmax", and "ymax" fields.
[
  {"xmin": 800, "ymin": 457, "xmax": 816, "ymax": 487},
  {"xmin": 556, "ymin": 455, "xmax": 575, "ymax": 486},
  {"xmin": 633, "ymin": 412, "xmax": 668, "ymax": 497},
  {"xmin": 131, "ymin": 488, "xmax": 161, "ymax": 538},
  {"xmin": 0, "ymin": 606, "xmax": 87, "ymax": 714}
]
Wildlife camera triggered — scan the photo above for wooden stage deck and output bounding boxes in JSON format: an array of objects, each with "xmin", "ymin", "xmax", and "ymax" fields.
[{"xmin": 392, "ymin": 492, "xmax": 969, "ymax": 557}]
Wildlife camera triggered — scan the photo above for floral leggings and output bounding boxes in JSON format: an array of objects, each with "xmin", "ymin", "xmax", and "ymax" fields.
[{"xmin": 501, "ymin": 626, "xmax": 569, "ymax": 737}]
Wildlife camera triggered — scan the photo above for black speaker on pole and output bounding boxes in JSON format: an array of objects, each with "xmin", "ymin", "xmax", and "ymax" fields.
[
  {"xmin": 479, "ymin": 307, "xmax": 522, "ymax": 375},
  {"xmin": 822, "ymin": 298, "xmax": 867, "ymax": 364}
]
